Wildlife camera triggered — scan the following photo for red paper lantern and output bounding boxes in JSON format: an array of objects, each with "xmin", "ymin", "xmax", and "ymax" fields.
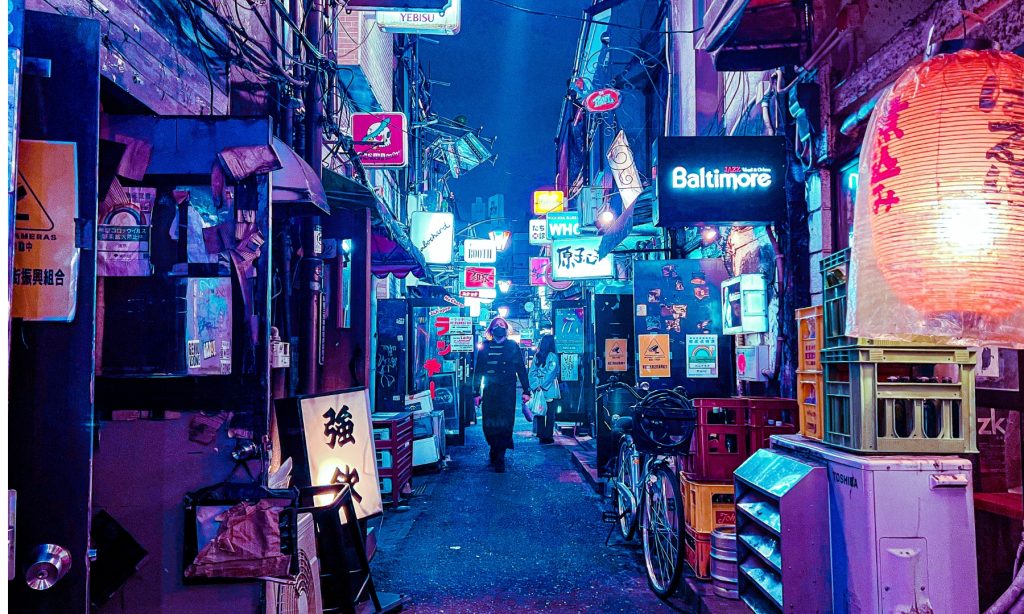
[{"xmin": 860, "ymin": 48, "xmax": 1024, "ymax": 319}]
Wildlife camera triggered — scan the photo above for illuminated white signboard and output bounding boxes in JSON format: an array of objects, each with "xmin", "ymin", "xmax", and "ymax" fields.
[
  {"xmin": 463, "ymin": 238, "xmax": 496, "ymax": 263},
  {"xmin": 410, "ymin": 211, "xmax": 454, "ymax": 264},
  {"xmin": 546, "ymin": 212, "xmax": 581, "ymax": 240},
  {"xmin": 550, "ymin": 237, "xmax": 614, "ymax": 281},
  {"xmin": 376, "ymin": 0, "xmax": 460, "ymax": 34},
  {"xmin": 529, "ymin": 219, "xmax": 549, "ymax": 245}
]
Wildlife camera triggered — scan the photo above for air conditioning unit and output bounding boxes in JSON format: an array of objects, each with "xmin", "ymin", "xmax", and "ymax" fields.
[
  {"xmin": 771, "ymin": 435, "xmax": 979, "ymax": 614},
  {"xmin": 265, "ymin": 513, "xmax": 322, "ymax": 614}
]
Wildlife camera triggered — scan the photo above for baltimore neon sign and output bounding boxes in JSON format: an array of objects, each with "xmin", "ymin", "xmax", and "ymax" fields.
[{"xmin": 670, "ymin": 166, "xmax": 773, "ymax": 190}]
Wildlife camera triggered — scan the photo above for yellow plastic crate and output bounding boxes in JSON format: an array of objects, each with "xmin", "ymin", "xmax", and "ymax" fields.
[
  {"xmin": 796, "ymin": 306, "xmax": 823, "ymax": 373},
  {"xmin": 797, "ymin": 370, "xmax": 825, "ymax": 440},
  {"xmin": 682, "ymin": 475, "xmax": 736, "ymax": 534}
]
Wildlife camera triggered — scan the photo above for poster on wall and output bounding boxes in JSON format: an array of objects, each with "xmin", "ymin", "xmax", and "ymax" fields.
[
  {"xmin": 554, "ymin": 306, "xmax": 585, "ymax": 353},
  {"xmin": 605, "ymin": 338, "xmax": 628, "ymax": 372},
  {"xmin": 560, "ymin": 353, "xmax": 580, "ymax": 382},
  {"xmin": 638, "ymin": 334, "xmax": 671, "ymax": 378},
  {"xmin": 13, "ymin": 140, "xmax": 79, "ymax": 321},
  {"xmin": 633, "ymin": 259, "xmax": 733, "ymax": 394},
  {"xmin": 185, "ymin": 278, "xmax": 232, "ymax": 375},
  {"xmin": 686, "ymin": 334, "xmax": 719, "ymax": 378},
  {"xmin": 278, "ymin": 388, "xmax": 383, "ymax": 524}
]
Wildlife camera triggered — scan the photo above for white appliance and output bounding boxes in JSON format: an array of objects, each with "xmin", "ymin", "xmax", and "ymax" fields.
[
  {"xmin": 265, "ymin": 513, "xmax": 322, "ymax": 614},
  {"xmin": 771, "ymin": 435, "xmax": 979, "ymax": 614},
  {"xmin": 721, "ymin": 274, "xmax": 768, "ymax": 334},
  {"xmin": 406, "ymin": 392, "xmax": 444, "ymax": 467}
]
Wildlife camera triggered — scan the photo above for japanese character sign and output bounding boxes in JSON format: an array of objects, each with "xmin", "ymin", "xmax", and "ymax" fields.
[
  {"xmin": 298, "ymin": 388, "xmax": 382, "ymax": 523},
  {"xmin": 550, "ymin": 237, "xmax": 613, "ymax": 281}
]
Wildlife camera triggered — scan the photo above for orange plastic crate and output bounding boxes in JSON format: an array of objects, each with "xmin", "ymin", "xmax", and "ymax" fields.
[
  {"xmin": 796, "ymin": 305, "xmax": 824, "ymax": 373},
  {"xmin": 684, "ymin": 526, "xmax": 713, "ymax": 580},
  {"xmin": 681, "ymin": 475, "xmax": 735, "ymax": 534},
  {"xmin": 797, "ymin": 370, "xmax": 825, "ymax": 440}
]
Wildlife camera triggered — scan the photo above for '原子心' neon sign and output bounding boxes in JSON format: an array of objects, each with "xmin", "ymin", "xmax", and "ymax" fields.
[{"xmin": 671, "ymin": 166, "xmax": 773, "ymax": 190}]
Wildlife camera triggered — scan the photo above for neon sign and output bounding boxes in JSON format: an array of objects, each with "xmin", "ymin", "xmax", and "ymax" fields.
[
  {"xmin": 584, "ymin": 88, "xmax": 621, "ymax": 113},
  {"xmin": 670, "ymin": 166, "xmax": 773, "ymax": 190}
]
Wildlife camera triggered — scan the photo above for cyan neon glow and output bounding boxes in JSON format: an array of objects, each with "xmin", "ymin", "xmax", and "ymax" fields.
[{"xmin": 671, "ymin": 166, "xmax": 772, "ymax": 190}]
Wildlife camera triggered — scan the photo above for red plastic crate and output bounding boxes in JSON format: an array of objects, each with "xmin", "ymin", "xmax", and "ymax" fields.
[
  {"xmin": 684, "ymin": 526, "xmax": 712, "ymax": 580},
  {"xmin": 740, "ymin": 397, "xmax": 798, "ymax": 427},
  {"xmin": 694, "ymin": 398, "xmax": 747, "ymax": 426},
  {"xmin": 748, "ymin": 423, "xmax": 799, "ymax": 452},
  {"xmin": 684, "ymin": 424, "xmax": 749, "ymax": 482}
]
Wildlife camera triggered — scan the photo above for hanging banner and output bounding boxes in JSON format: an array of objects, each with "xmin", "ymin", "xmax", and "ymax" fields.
[
  {"xmin": 639, "ymin": 334, "xmax": 671, "ymax": 378},
  {"xmin": 463, "ymin": 238, "xmax": 496, "ymax": 263},
  {"xmin": 607, "ymin": 130, "xmax": 643, "ymax": 210},
  {"xmin": 13, "ymin": 140, "xmax": 79, "ymax": 321},
  {"xmin": 463, "ymin": 266, "xmax": 496, "ymax": 289},
  {"xmin": 605, "ymin": 338, "xmax": 628, "ymax": 372},
  {"xmin": 528, "ymin": 218, "xmax": 549, "ymax": 245},
  {"xmin": 410, "ymin": 211, "xmax": 454, "ymax": 264},
  {"xmin": 546, "ymin": 211, "xmax": 581, "ymax": 240},
  {"xmin": 352, "ymin": 112, "xmax": 409, "ymax": 168},
  {"xmin": 560, "ymin": 353, "xmax": 580, "ymax": 382},
  {"xmin": 533, "ymin": 190, "xmax": 565, "ymax": 214},
  {"xmin": 686, "ymin": 334, "xmax": 720, "ymax": 378},
  {"xmin": 550, "ymin": 236, "xmax": 614, "ymax": 281},
  {"xmin": 295, "ymin": 388, "xmax": 382, "ymax": 523}
]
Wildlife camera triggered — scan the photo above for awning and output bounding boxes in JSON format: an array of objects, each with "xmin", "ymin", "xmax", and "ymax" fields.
[
  {"xmin": 696, "ymin": 0, "xmax": 806, "ymax": 71},
  {"xmin": 598, "ymin": 186, "xmax": 656, "ymax": 259},
  {"xmin": 322, "ymin": 168, "xmax": 432, "ymax": 282},
  {"xmin": 270, "ymin": 137, "xmax": 330, "ymax": 216}
]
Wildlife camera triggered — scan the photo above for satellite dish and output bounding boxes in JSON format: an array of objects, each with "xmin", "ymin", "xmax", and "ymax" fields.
[{"xmin": 524, "ymin": 301, "xmax": 535, "ymax": 313}]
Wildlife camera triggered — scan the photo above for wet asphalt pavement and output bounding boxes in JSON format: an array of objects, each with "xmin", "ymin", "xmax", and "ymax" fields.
[{"xmin": 370, "ymin": 409, "xmax": 691, "ymax": 613}]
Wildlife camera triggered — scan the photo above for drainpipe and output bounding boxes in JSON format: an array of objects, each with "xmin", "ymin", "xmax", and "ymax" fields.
[{"xmin": 299, "ymin": 0, "xmax": 324, "ymax": 394}]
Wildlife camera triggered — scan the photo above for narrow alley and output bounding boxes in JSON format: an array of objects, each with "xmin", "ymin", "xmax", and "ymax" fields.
[{"xmin": 372, "ymin": 413, "xmax": 689, "ymax": 613}]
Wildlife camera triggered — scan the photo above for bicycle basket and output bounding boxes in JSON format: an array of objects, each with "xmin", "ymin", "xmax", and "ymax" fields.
[{"xmin": 632, "ymin": 392, "xmax": 697, "ymax": 455}]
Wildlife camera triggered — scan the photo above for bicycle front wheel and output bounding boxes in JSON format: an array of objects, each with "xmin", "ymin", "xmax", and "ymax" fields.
[
  {"xmin": 642, "ymin": 463, "xmax": 685, "ymax": 599},
  {"xmin": 613, "ymin": 435, "xmax": 638, "ymax": 541}
]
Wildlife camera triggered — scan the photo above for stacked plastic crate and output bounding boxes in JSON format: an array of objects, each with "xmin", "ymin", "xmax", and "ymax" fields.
[
  {"xmin": 818, "ymin": 249, "xmax": 977, "ymax": 454},
  {"xmin": 795, "ymin": 305, "xmax": 824, "ymax": 439},
  {"xmin": 682, "ymin": 397, "xmax": 797, "ymax": 579},
  {"xmin": 372, "ymin": 412, "xmax": 414, "ymax": 506}
]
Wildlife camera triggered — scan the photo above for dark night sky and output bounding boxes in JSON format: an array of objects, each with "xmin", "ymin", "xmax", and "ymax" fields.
[{"xmin": 421, "ymin": 0, "xmax": 590, "ymax": 231}]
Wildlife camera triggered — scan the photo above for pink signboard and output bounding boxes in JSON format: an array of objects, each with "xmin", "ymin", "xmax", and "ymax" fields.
[
  {"xmin": 352, "ymin": 112, "xmax": 408, "ymax": 168},
  {"xmin": 463, "ymin": 266, "xmax": 496, "ymax": 289},
  {"xmin": 529, "ymin": 257, "xmax": 549, "ymax": 286}
]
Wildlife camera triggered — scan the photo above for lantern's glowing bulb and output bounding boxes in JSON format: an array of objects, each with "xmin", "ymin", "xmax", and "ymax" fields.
[
  {"xmin": 939, "ymin": 199, "xmax": 995, "ymax": 254},
  {"xmin": 498, "ymin": 306, "xmax": 509, "ymax": 318},
  {"xmin": 598, "ymin": 210, "xmax": 615, "ymax": 226}
]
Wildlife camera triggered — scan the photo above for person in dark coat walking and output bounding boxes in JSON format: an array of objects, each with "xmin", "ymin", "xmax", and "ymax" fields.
[{"xmin": 473, "ymin": 317, "xmax": 531, "ymax": 472}]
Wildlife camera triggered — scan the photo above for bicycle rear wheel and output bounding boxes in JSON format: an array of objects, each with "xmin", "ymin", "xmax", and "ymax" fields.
[
  {"xmin": 612, "ymin": 436, "xmax": 638, "ymax": 541},
  {"xmin": 642, "ymin": 463, "xmax": 685, "ymax": 599}
]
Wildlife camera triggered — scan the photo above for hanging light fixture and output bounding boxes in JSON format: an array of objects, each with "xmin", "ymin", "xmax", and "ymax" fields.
[{"xmin": 851, "ymin": 44, "xmax": 1024, "ymax": 344}]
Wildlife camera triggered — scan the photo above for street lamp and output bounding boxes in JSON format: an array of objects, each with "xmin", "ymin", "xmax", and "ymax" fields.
[
  {"xmin": 489, "ymin": 230, "xmax": 511, "ymax": 251},
  {"xmin": 498, "ymin": 280, "xmax": 512, "ymax": 293},
  {"xmin": 498, "ymin": 306, "xmax": 509, "ymax": 318}
]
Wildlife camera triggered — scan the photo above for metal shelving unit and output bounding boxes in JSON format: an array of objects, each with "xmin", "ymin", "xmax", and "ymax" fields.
[{"xmin": 733, "ymin": 449, "xmax": 830, "ymax": 613}]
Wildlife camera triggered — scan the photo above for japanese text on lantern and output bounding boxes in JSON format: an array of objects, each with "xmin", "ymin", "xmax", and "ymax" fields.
[
  {"xmin": 870, "ymin": 96, "xmax": 908, "ymax": 214},
  {"xmin": 981, "ymin": 77, "xmax": 1024, "ymax": 197}
]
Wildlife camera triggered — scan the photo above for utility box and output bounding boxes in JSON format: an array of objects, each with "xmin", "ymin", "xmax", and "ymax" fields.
[
  {"xmin": 771, "ymin": 435, "xmax": 979, "ymax": 614},
  {"xmin": 736, "ymin": 345, "xmax": 770, "ymax": 382},
  {"xmin": 722, "ymin": 274, "xmax": 768, "ymax": 334}
]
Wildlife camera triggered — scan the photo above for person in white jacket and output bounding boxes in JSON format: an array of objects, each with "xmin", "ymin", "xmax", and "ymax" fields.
[{"xmin": 528, "ymin": 334, "xmax": 560, "ymax": 444}]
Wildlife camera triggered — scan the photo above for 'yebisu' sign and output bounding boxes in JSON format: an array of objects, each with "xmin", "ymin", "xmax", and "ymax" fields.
[{"xmin": 654, "ymin": 137, "xmax": 787, "ymax": 226}]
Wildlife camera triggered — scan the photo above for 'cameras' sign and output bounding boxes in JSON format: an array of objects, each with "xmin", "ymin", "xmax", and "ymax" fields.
[{"xmin": 654, "ymin": 137, "xmax": 787, "ymax": 226}]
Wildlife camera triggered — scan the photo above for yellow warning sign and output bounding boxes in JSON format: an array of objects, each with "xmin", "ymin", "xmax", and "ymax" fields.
[
  {"xmin": 605, "ymin": 338, "xmax": 627, "ymax": 372},
  {"xmin": 638, "ymin": 333, "xmax": 670, "ymax": 378},
  {"xmin": 13, "ymin": 140, "xmax": 79, "ymax": 321}
]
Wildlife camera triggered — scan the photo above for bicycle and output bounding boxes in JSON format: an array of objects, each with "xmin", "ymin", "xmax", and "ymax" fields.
[{"xmin": 598, "ymin": 378, "xmax": 697, "ymax": 599}]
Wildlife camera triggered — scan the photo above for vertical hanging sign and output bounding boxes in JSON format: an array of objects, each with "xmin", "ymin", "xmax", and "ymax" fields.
[{"xmin": 13, "ymin": 140, "xmax": 79, "ymax": 321}]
